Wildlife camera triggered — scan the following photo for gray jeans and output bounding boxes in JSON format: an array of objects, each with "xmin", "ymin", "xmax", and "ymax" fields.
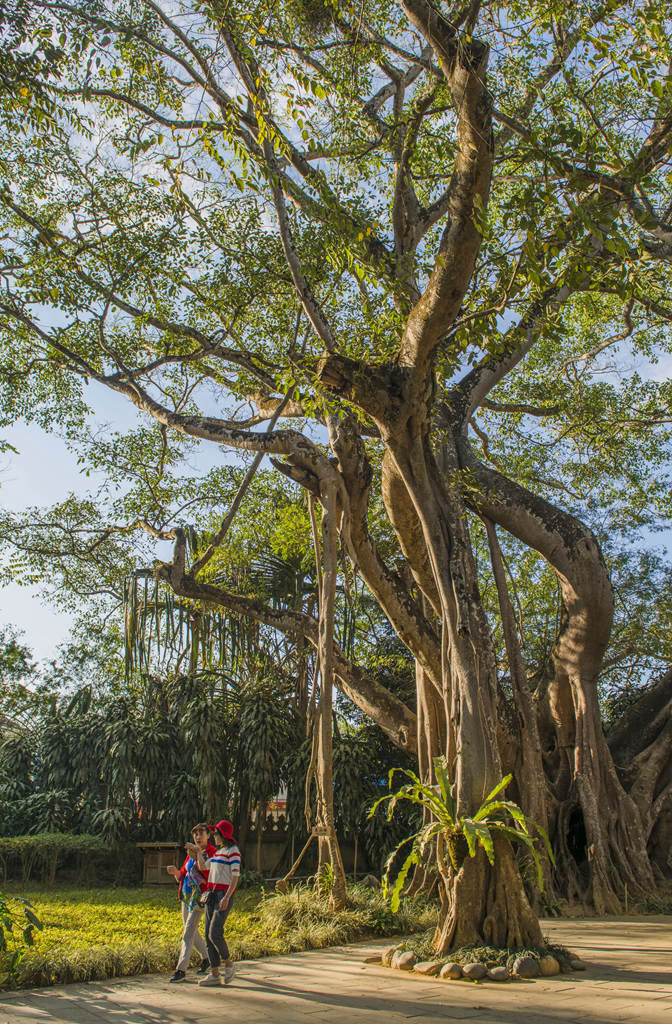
[
  {"xmin": 176, "ymin": 900, "xmax": 207, "ymax": 972},
  {"xmin": 204, "ymin": 891, "xmax": 235, "ymax": 968}
]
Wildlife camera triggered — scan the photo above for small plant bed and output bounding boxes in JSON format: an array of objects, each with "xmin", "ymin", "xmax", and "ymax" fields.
[
  {"xmin": 372, "ymin": 930, "xmax": 587, "ymax": 982},
  {"xmin": 642, "ymin": 893, "xmax": 672, "ymax": 915},
  {"xmin": 1, "ymin": 882, "xmax": 436, "ymax": 991}
]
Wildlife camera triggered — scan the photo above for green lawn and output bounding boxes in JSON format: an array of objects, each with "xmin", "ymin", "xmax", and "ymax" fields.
[{"xmin": 2, "ymin": 882, "xmax": 436, "ymax": 990}]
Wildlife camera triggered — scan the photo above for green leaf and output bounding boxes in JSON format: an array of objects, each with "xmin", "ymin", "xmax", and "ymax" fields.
[
  {"xmin": 462, "ymin": 819, "xmax": 479, "ymax": 858},
  {"xmin": 380, "ymin": 833, "xmax": 416, "ymax": 903},
  {"xmin": 23, "ymin": 908, "xmax": 43, "ymax": 930},
  {"xmin": 535, "ymin": 823, "xmax": 556, "ymax": 865},
  {"xmin": 389, "ymin": 847, "xmax": 420, "ymax": 912},
  {"xmin": 480, "ymin": 774, "xmax": 512, "ymax": 807},
  {"xmin": 471, "ymin": 822, "xmax": 496, "ymax": 864},
  {"xmin": 432, "ymin": 756, "xmax": 456, "ymax": 820},
  {"xmin": 479, "ymin": 800, "xmax": 529, "ymax": 831}
]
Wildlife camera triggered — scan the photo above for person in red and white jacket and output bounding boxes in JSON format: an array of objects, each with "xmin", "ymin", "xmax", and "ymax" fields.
[
  {"xmin": 188, "ymin": 818, "xmax": 241, "ymax": 987},
  {"xmin": 166, "ymin": 823, "xmax": 217, "ymax": 983}
]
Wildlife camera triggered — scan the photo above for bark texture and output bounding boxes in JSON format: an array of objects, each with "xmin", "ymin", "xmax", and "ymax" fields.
[
  {"xmin": 435, "ymin": 837, "xmax": 543, "ymax": 951},
  {"xmin": 454, "ymin": 432, "xmax": 656, "ymax": 909}
]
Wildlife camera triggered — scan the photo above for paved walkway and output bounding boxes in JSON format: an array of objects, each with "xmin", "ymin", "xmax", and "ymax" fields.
[{"xmin": 1, "ymin": 917, "xmax": 670, "ymax": 1024}]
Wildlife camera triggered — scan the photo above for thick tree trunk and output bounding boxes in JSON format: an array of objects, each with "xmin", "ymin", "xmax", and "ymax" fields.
[
  {"xmin": 382, "ymin": 432, "xmax": 544, "ymax": 951},
  {"xmin": 607, "ymin": 666, "xmax": 672, "ymax": 878},
  {"xmin": 435, "ymin": 836, "xmax": 543, "ymax": 951},
  {"xmin": 483, "ymin": 518, "xmax": 554, "ymax": 900},
  {"xmin": 310, "ymin": 487, "xmax": 347, "ymax": 909},
  {"xmin": 405, "ymin": 658, "xmax": 444, "ymax": 896},
  {"xmin": 327, "ymin": 413, "xmax": 549, "ymax": 931},
  {"xmin": 457, "ymin": 433, "xmax": 656, "ymax": 906},
  {"xmin": 386, "ymin": 437, "xmax": 502, "ymax": 810}
]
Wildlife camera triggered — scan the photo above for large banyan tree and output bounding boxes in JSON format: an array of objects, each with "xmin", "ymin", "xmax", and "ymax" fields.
[{"xmin": 1, "ymin": 0, "xmax": 672, "ymax": 948}]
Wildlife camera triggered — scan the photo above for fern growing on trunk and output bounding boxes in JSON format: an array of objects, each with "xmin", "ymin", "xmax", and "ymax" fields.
[{"xmin": 370, "ymin": 758, "xmax": 553, "ymax": 919}]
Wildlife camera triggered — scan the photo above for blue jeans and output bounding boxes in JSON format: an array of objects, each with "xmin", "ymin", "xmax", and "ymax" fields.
[{"xmin": 204, "ymin": 890, "xmax": 235, "ymax": 968}]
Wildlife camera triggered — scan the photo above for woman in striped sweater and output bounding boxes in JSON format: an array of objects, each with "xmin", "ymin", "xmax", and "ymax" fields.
[{"xmin": 189, "ymin": 818, "xmax": 241, "ymax": 987}]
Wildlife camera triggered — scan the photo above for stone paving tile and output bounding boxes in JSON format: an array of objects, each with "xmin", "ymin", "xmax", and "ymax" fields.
[
  {"xmin": 7, "ymin": 994, "xmax": 111, "ymax": 1024},
  {"xmin": 0, "ymin": 1006, "xmax": 56, "ymax": 1024}
]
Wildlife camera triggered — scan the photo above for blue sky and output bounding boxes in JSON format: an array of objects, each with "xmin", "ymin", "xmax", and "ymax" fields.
[
  {"xmin": 0, "ymin": 374, "xmax": 256, "ymax": 664},
  {"xmin": 0, "ymin": 383, "xmax": 214, "ymax": 662},
  {"xmin": 0, "ymin": 426, "xmax": 76, "ymax": 659}
]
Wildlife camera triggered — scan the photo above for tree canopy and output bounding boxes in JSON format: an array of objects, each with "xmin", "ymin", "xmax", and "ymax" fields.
[{"xmin": 1, "ymin": 0, "xmax": 671, "ymax": 948}]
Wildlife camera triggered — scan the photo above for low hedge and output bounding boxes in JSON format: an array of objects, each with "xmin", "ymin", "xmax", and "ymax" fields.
[{"xmin": 0, "ymin": 834, "xmax": 110, "ymax": 885}]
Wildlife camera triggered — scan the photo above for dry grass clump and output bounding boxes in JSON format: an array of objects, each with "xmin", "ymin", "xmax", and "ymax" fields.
[
  {"xmin": 258, "ymin": 882, "xmax": 435, "ymax": 950},
  {"xmin": 16, "ymin": 942, "xmax": 175, "ymax": 988},
  {"xmin": 240, "ymin": 881, "xmax": 436, "ymax": 957}
]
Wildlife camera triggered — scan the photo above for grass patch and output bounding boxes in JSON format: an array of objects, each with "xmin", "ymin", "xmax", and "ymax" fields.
[{"xmin": 2, "ymin": 882, "xmax": 436, "ymax": 990}]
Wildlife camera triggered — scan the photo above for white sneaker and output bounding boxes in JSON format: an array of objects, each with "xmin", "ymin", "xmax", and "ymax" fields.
[
  {"xmin": 199, "ymin": 972, "xmax": 222, "ymax": 987},
  {"xmin": 224, "ymin": 964, "xmax": 236, "ymax": 985}
]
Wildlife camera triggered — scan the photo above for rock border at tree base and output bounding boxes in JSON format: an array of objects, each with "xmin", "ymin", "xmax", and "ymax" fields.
[{"xmin": 371, "ymin": 942, "xmax": 586, "ymax": 983}]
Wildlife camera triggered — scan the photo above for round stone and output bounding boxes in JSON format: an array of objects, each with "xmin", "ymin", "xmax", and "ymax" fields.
[
  {"xmin": 392, "ymin": 950, "xmax": 416, "ymax": 971},
  {"xmin": 440, "ymin": 962, "xmax": 463, "ymax": 979},
  {"xmin": 382, "ymin": 945, "xmax": 399, "ymax": 967},
  {"xmin": 462, "ymin": 962, "xmax": 488, "ymax": 980},
  {"xmin": 513, "ymin": 956, "xmax": 540, "ymax": 978},
  {"xmin": 539, "ymin": 955, "xmax": 560, "ymax": 976},
  {"xmin": 487, "ymin": 966, "xmax": 509, "ymax": 982},
  {"xmin": 413, "ymin": 961, "xmax": 442, "ymax": 976}
]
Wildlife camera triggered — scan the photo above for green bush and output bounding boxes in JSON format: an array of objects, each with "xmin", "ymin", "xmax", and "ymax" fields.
[
  {"xmin": 0, "ymin": 834, "xmax": 109, "ymax": 885},
  {"xmin": 238, "ymin": 867, "xmax": 265, "ymax": 889}
]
